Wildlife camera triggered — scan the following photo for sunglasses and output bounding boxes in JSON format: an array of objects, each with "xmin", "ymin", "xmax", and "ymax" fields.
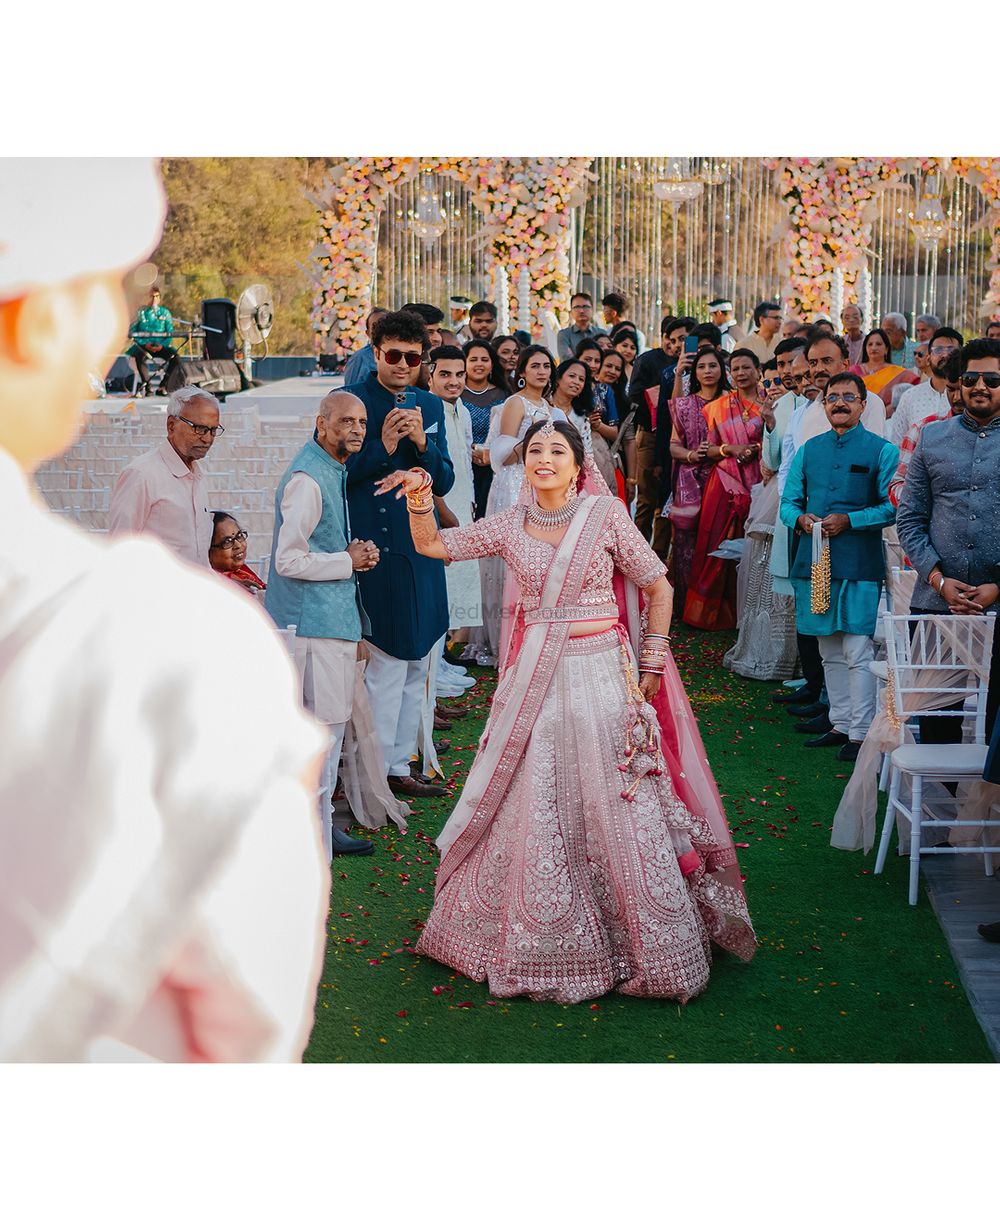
[
  {"xmin": 825, "ymin": 392, "xmax": 861, "ymax": 404},
  {"xmin": 379, "ymin": 348, "xmax": 423, "ymax": 368},
  {"xmin": 960, "ymin": 372, "xmax": 1000, "ymax": 389}
]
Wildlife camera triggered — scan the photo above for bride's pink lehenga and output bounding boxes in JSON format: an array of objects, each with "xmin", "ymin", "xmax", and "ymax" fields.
[{"xmin": 416, "ymin": 492, "xmax": 756, "ymax": 1004}]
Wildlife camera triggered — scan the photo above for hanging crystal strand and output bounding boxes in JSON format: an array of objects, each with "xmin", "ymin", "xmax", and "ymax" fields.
[
  {"xmin": 718, "ymin": 161, "xmax": 728, "ymax": 304},
  {"xmin": 699, "ymin": 175, "xmax": 707, "ymax": 305},
  {"xmin": 607, "ymin": 157, "xmax": 616, "ymax": 297},
  {"xmin": 752, "ymin": 158, "xmax": 762, "ymax": 305},
  {"xmin": 874, "ymin": 189, "xmax": 885, "ymax": 322},
  {"xmin": 704, "ymin": 164, "xmax": 713, "ymax": 298},
  {"xmin": 944, "ymin": 178, "xmax": 955, "ymax": 325},
  {"xmin": 652, "ymin": 156, "xmax": 660, "ymax": 327}
]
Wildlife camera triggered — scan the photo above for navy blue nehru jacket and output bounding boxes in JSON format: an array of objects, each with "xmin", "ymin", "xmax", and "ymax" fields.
[{"xmin": 345, "ymin": 372, "xmax": 456, "ymax": 660}]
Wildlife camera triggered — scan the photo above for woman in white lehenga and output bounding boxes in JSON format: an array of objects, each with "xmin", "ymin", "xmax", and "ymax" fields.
[
  {"xmin": 376, "ymin": 421, "xmax": 755, "ymax": 1004},
  {"xmin": 479, "ymin": 344, "xmax": 567, "ymax": 665}
]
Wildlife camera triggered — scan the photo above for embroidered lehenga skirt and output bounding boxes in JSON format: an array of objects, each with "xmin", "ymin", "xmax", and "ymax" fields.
[{"xmin": 417, "ymin": 628, "xmax": 739, "ymax": 1004}]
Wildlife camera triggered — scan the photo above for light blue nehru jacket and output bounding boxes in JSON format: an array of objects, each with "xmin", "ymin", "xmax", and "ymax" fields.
[{"xmin": 264, "ymin": 440, "xmax": 367, "ymax": 640}]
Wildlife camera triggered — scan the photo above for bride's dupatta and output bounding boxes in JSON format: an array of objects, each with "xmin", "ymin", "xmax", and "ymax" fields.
[
  {"xmin": 614, "ymin": 570, "xmax": 757, "ymax": 962},
  {"xmin": 436, "ymin": 494, "xmax": 616, "ymax": 884}
]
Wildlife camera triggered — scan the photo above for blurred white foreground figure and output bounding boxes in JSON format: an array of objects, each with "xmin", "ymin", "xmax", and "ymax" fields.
[{"xmin": 0, "ymin": 160, "xmax": 329, "ymax": 1062}]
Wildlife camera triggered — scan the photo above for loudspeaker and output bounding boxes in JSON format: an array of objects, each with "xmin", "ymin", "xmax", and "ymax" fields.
[
  {"xmin": 162, "ymin": 358, "xmax": 245, "ymax": 396},
  {"xmin": 104, "ymin": 355, "xmax": 139, "ymax": 394},
  {"xmin": 201, "ymin": 298, "xmax": 237, "ymax": 360}
]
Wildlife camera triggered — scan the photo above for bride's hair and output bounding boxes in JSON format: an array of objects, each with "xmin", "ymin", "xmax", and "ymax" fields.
[{"xmin": 521, "ymin": 418, "xmax": 585, "ymax": 468}]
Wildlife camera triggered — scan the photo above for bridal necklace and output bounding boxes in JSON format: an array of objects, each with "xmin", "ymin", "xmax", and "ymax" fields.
[{"xmin": 526, "ymin": 492, "xmax": 580, "ymax": 530}]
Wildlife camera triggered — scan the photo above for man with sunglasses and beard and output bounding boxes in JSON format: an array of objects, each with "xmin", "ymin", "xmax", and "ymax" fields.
[
  {"xmin": 345, "ymin": 310, "xmax": 456, "ymax": 799},
  {"xmin": 897, "ymin": 338, "xmax": 1000, "ymax": 755}
]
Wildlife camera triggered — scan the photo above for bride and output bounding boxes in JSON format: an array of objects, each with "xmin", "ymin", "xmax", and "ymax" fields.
[{"xmin": 376, "ymin": 420, "xmax": 755, "ymax": 1004}]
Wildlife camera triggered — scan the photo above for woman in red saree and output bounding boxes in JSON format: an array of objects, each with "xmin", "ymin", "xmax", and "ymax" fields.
[
  {"xmin": 209, "ymin": 512, "xmax": 267, "ymax": 596},
  {"xmin": 376, "ymin": 421, "xmax": 755, "ymax": 1004},
  {"xmin": 682, "ymin": 348, "xmax": 766, "ymax": 631}
]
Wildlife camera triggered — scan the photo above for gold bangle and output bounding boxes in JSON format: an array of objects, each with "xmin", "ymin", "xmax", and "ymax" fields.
[{"xmin": 719, "ymin": 444, "xmax": 729, "ymax": 458}]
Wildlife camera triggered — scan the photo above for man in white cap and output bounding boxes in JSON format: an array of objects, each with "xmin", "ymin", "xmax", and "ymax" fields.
[
  {"xmin": 707, "ymin": 297, "xmax": 746, "ymax": 353},
  {"xmin": 449, "ymin": 294, "xmax": 473, "ymax": 344},
  {"xmin": 0, "ymin": 159, "xmax": 328, "ymax": 1062}
]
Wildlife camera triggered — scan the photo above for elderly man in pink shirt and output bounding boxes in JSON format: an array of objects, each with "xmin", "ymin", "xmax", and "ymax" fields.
[{"xmin": 109, "ymin": 384, "xmax": 223, "ymax": 565}]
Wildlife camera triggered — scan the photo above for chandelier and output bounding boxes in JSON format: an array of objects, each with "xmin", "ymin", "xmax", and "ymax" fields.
[
  {"xmin": 699, "ymin": 158, "xmax": 730, "ymax": 186},
  {"xmin": 909, "ymin": 195, "xmax": 948, "ymax": 251},
  {"xmin": 653, "ymin": 159, "xmax": 704, "ymax": 206},
  {"xmin": 411, "ymin": 184, "xmax": 446, "ymax": 245}
]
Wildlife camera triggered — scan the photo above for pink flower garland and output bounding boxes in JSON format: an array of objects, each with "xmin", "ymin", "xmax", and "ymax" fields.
[
  {"xmin": 311, "ymin": 157, "xmax": 592, "ymax": 353},
  {"xmin": 765, "ymin": 158, "xmax": 899, "ymax": 321}
]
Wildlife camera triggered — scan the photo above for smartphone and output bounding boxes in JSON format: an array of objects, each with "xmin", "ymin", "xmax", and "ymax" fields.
[
  {"xmin": 394, "ymin": 390, "xmax": 418, "ymax": 411},
  {"xmin": 683, "ymin": 335, "xmax": 699, "ymax": 357}
]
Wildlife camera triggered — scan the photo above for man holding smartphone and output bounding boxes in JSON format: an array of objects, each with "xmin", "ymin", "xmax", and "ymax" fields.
[{"xmin": 345, "ymin": 310, "xmax": 456, "ymax": 799}]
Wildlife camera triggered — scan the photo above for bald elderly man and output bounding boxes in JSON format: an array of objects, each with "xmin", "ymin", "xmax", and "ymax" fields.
[{"xmin": 265, "ymin": 391, "xmax": 384, "ymax": 858}]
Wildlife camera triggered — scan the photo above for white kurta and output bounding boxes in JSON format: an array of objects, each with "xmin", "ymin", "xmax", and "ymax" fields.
[
  {"xmin": 274, "ymin": 470, "xmax": 359, "ymax": 724},
  {"xmin": 441, "ymin": 398, "xmax": 482, "ymax": 629},
  {"xmin": 1, "ymin": 447, "xmax": 328, "ymax": 1062}
]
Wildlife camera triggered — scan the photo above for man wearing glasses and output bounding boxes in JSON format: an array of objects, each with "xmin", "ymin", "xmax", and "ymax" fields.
[
  {"xmin": 887, "ymin": 327, "xmax": 963, "ymax": 448},
  {"xmin": 743, "ymin": 301, "xmax": 784, "ymax": 366},
  {"xmin": 780, "ymin": 372, "xmax": 899, "ymax": 762},
  {"xmin": 109, "ymin": 384, "xmax": 222, "ymax": 566},
  {"xmin": 556, "ymin": 291, "xmax": 607, "ymax": 361},
  {"xmin": 345, "ymin": 310, "xmax": 456, "ymax": 799}
]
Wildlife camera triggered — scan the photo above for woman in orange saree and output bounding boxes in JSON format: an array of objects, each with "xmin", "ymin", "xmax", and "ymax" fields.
[
  {"xmin": 850, "ymin": 327, "xmax": 918, "ymax": 407},
  {"xmin": 682, "ymin": 348, "xmax": 765, "ymax": 631}
]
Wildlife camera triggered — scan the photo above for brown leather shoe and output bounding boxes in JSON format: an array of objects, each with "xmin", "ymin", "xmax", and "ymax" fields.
[
  {"xmin": 388, "ymin": 774, "xmax": 448, "ymax": 798},
  {"xmin": 435, "ymin": 703, "xmax": 465, "ymax": 721},
  {"xmin": 433, "ymin": 714, "xmax": 452, "ymax": 731}
]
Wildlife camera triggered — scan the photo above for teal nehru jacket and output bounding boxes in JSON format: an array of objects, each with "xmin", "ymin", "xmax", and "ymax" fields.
[
  {"xmin": 780, "ymin": 423, "xmax": 899, "ymax": 636},
  {"xmin": 264, "ymin": 440, "xmax": 369, "ymax": 640}
]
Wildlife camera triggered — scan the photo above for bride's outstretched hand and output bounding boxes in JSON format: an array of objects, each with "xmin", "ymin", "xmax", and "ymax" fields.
[
  {"xmin": 374, "ymin": 469, "xmax": 426, "ymax": 498},
  {"xmin": 639, "ymin": 673, "xmax": 662, "ymax": 702}
]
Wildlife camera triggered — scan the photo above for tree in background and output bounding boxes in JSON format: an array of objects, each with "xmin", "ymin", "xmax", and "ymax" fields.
[{"xmin": 146, "ymin": 158, "xmax": 329, "ymax": 355}]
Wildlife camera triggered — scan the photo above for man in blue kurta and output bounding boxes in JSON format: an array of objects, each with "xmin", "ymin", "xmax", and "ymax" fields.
[
  {"xmin": 346, "ymin": 309, "xmax": 455, "ymax": 799},
  {"xmin": 780, "ymin": 372, "xmax": 899, "ymax": 761},
  {"xmin": 265, "ymin": 390, "xmax": 381, "ymax": 857}
]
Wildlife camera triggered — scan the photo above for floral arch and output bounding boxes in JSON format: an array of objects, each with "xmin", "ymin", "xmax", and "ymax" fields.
[
  {"xmin": 767, "ymin": 157, "xmax": 1000, "ymax": 322},
  {"xmin": 310, "ymin": 157, "xmax": 593, "ymax": 351}
]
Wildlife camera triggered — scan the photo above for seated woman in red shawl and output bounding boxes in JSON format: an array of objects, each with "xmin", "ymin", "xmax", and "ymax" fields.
[
  {"xmin": 682, "ymin": 348, "xmax": 765, "ymax": 631},
  {"xmin": 209, "ymin": 511, "xmax": 266, "ymax": 596}
]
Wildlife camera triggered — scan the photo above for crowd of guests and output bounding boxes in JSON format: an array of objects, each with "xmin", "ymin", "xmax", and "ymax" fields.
[{"xmin": 105, "ymin": 290, "xmax": 1000, "ymax": 866}]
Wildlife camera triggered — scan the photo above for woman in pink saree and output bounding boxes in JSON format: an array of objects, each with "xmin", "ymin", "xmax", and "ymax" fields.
[
  {"xmin": 683, "ymin": 349, "xmax": 766, "ymax": 631},
  {"xmin": 376, "ymin": 421, "xmax": 755, "ymax": 1004}
]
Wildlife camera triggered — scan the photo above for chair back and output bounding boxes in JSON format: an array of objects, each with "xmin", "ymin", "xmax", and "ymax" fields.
[{"xmin": 883, "ymin": 613, "xmax": 995, "ymax": 743}]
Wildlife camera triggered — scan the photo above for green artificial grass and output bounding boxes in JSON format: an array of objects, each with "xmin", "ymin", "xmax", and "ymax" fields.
[{"xmin": 304, "ymin": 626, "xmax": 993, "ymax": 1063}]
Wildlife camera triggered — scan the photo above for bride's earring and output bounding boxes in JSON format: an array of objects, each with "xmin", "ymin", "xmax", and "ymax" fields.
[{"xmin": 517, "ymin": 377, "xmax": 525, "ymax": 389}]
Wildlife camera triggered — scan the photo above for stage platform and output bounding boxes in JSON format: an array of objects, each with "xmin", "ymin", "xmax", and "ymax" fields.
[{"xmin": 223, "ymin": 374, "xmax": 345, "ymax": 419}]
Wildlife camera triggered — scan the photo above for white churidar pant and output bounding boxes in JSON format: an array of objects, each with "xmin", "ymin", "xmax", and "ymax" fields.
[
  {"xmin": 365, "ymin": 643, "xmax": 432, "ymax": 777},
  {"xmin": 818, "ymin": 632, "xmax": 876, "ymax": 742}
]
